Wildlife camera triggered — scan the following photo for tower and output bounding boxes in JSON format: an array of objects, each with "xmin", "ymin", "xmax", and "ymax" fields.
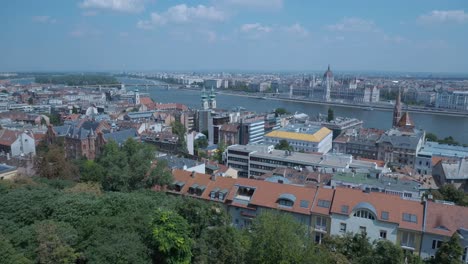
[
  {"xmin": 134, "ymin": 89, "xmax": 140, "ymax": 105},
  {"xmin": 208, "ymin": 86, "xmax": 216, "ymax": 109},
  {"xmin": 323, "ymin": 65, "xmax": 333, "ymax": 101},
  {"xmin": 201, "ymin": 87, "xmax": 209, "ymax": 110},
  {"xmin": 393, "ymin": 89, "xmax": 402, "ymax": 127},
  {"xmin": 87, "ymin": 129, "xmax": 96, "ymax": 160}
]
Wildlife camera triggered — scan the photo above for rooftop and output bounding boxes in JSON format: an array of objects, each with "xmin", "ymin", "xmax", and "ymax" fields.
[
  {"xmin": 265, "ymin": 125, "xmax": 332, "ymax": 142},
  {"xmin": 419, "ymin": 141, "xmax": 468, "ymax": 158}
]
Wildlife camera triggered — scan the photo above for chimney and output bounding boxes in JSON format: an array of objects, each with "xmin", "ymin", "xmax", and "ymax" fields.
[
  {"xmin": 191, "ymin": 171, "xmax": 196, "ymax": 178},
  {"xmin": 210, "ymin": 173, "xmax": 217, "ymax": 181}
]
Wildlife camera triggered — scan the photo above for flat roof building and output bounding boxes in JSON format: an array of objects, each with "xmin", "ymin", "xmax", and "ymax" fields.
[{"xmin": 265, "ymin": 124, "xmax": 332, "ymax": 153}]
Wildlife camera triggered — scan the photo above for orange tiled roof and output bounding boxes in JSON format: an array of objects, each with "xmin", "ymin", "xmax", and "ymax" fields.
[
  {"xmin": 234, "ymin": 177, "xmax": 317, "ymax": 215},
  {"xmin": 171, "ymin": 170, "xmax": 237, "ymax": 202},
  {"xmin": 425, "ymin": 201, "xmax": 468, "ymax": 236},
  {"xmin": 311, "ymin": 187, "xmax": 335, "ymax": 215},
  {"xmin": 331, "ymin": 187, "xmax": 424, "ymax": 231},
  {"xmin": 0, "ymin": 130, "xmax": 21, "ymax": 146}
]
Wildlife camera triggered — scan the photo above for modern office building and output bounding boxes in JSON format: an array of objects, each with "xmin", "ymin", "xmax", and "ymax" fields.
[{"xmin": 264, "ymin": 124, "xmax": 333, "ymax": 153}]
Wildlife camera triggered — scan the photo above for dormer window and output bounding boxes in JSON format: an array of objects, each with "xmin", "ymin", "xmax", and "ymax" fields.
[
  {"xmin": 210, "ymin": 187, "xmax": 220, "ymax": 199},
  {"xmin": 402, "ymin": 213, "xmax": 417, "ymax": 223},
  {"xmin": 277, "ymin": 193, "xmax": 296, "ymax": 208},
  {"xmin": 173, "ymin": 181, "xmax": 185, "ymax": 192},
  {"xmin": 353, "ymin": 209, "xmax": 376, "ymax": 220},
  {"xmin": 218, "ymin": 189, "xmax": 228, "ymax": 200}
]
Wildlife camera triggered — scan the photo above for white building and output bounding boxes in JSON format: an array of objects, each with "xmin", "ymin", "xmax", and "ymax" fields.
[{"xmin": 264, "ymin": 124, "xmax": 333, "ymax": 153}]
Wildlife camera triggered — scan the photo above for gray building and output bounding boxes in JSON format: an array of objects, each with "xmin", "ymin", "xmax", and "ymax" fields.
[
  {"xmin": 226, "ymin": 144, "xmax": 382, "ymax": 178},
  {"xmin": 377, "ymin": 128, "xmax": 425, "ymax": 167}
]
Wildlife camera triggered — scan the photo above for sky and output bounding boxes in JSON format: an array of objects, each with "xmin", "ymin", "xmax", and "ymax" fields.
[{"xmin": 1, "ymin": 0, "xmax": 468, "ymax": 73}]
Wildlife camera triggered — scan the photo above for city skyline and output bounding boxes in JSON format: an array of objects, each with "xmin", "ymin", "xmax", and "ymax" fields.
[{"xmin": 1, "ymin": 0, "xmax": 468, "ymax": 73}]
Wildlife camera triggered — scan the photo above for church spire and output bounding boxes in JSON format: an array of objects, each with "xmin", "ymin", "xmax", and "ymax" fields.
[{"xmin": 393, "ymin": 89, "xmax": 402, "ymax": 127}]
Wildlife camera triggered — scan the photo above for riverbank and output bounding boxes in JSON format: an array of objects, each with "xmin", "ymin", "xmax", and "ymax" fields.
[{"xmin": 213, "ymin": 91, "xmax": 468, "ymax": 117}]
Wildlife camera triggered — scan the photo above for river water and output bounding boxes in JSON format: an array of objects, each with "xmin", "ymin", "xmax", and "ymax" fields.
[{"xmin": 117, "ymin": 78, "xmax": 467, "ymax": 144}]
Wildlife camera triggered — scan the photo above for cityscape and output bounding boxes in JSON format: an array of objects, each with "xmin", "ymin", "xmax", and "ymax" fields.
[{"xmin": 0, "ymin": 1, "xmax": 467, "ymax": 264}]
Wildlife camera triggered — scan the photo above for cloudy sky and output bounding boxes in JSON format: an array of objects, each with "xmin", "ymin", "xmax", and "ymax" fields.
[{"xmin": 1, "ymin": 0, "xmax": 468, "ymax": 72}]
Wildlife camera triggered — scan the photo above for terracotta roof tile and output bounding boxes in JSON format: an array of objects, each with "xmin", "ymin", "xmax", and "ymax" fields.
[
  {"xmin": 425, "ymin": 201, "xmax": 468, "ymax": 236},
  {"xmin": 331, "ymin": 187, "xmax": 424, "ymax": 231},
  {"xmin": 311, "ymin": 187, "xmax": 335, "ymax": 215}
]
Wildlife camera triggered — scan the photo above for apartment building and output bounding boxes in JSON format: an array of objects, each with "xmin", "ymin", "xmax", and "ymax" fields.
[{"xmin": 166, "ymin": 169, "xmax": 468, "ymax": 261}]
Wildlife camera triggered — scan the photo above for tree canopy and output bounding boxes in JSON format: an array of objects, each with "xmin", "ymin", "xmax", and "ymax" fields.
[{"xmin": 275, "ymin": 139, "xmax": 293, "ymax": 151}]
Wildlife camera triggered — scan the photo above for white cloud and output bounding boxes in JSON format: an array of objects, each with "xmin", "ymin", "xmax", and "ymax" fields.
[
  {"xmin": 79, "ymin": 0, "xmax": 146, "ymax": 13},
  {"xmin": 418, "ymin": 10, "xmax": 468, "ymax": 24},
  {"xmin": 222, "ymin": 0, "xmax": 283, "ymax": 10},
  {"xmin": 32, "ymin": 16, "xmax": 56, "ymax": 24},
  {"xmin": 240, "ymin": 23, "xmax": 272, "ymax": 33},
  {"xmin": 283, "ymin": 23, "xmax": 309, "ymax": 37},
  {"xmin": 137, "ymin": 4, "xmax": 225, "ymax": 29},
  {"xmin": 327, "ymin": 17, "xmax": 378, "ymax": 32}
]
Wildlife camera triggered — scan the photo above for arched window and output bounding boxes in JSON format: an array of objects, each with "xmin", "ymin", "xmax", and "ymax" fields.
[{"xmin": 353, "ymin": 209, "xmax": 375, "ymax": 220}]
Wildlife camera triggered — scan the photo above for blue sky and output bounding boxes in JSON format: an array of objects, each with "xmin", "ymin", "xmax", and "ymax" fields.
[{"xmin": 1, "ymin": 0, "xmax": 468, "ymax": 72}]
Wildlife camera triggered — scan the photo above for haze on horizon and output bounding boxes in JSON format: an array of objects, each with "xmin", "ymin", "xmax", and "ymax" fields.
[{"xmin": 1, "ymin": 0, "xmax": 468, "ymax": 73}]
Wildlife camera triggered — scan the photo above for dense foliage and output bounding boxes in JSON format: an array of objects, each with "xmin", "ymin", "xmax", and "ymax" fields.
[
  {"xmin": 6, "ymin": 140, "xmax": 463, "ymax": 263},
  {"xmin": 35, "ymin": 75, "xmax": 119, "ymax": 86}
]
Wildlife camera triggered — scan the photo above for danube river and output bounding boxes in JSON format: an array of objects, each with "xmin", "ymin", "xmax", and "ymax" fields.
[{"xmin": 135, "ymin": 85, "xmax": 468, "ymax": 145}]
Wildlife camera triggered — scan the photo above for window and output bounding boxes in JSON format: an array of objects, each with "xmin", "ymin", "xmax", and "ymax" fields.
[
  {"xmin": 432, "ymin": 240, "xmax": 442, "ymax": 250},
  {"xmin": 315, "ymin": 216, "xmax": 327, "ymax": 230},
  {"xmin": 354, "ymin": 210, "xmax": 375, "ymax": 220},
  {"xmin": 380, "ymin": 230, "xmax": 387, "ymax": 239},
  {"xmin": 340, "ymin": 223, "xmax": 346, "ymax": 232},
  {"xmin": 279, "ymin": 199, "xmax": 293, "ymax": 207},
  {"xmin": 402, "ymin": 213, "xmax": 417, "ymax": 223},
  {"xmin": 315, "ymin": 233, "xmax": 324, "ymax": 244},
  {"xmin": 381, "ymin": 211, "xmax": 389, "ymax": 220},
  {"xmin": 300, "ymin": 200, "xmax": 309, "ymax": 208},
  {"xmin": 462, "ymin": 247, "xmax": 467, "ymax": 262},
  {"xmin": 359, "ymin": 226, "xmax": 366, "ymax": 234},
  {"xmin": 401, "ymin": 232, "xmax": 415, "ymax": 248},
  {"xmin": 341, "ymin": 205, "xmax": 349, "ymax": 214},
  {"xmin": 318, "ymin": 200, "xmax": 331, "ymax": 208}
]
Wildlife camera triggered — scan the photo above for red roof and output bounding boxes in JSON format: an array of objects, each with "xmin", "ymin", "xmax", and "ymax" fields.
[
  {"xmin": 425, "ymin": 201, "xmax": 468, "ymax": 236},
  {"xmin": 171, "ymin": 170, "xmax": 237, "ymax": 203},
  {"xmin": 311, "ymin": 187, "xmax": 334, "ymax": 215},
  {"xmin": 0, "ymin": 130, "xmax": 21, "ymax": 146},
  {"xmin": 331, "ymin": 187, "xmax": 424, "ymax": 231}
]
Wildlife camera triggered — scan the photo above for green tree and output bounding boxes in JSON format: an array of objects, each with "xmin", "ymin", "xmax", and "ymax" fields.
[
  {"xmin": 275, "ymin": 139, "xmax": 292, "ymax": 151},
  {"xmin": 327, "ymin": 107, "xmax": 335, "ymax": 122},
  {"xmin": 213, "ymin": 142, "xmax": 226, "ymax": 164},
  {"xmin": 360, "ymin": 240, "xmax": 404, "ymax": 264},
  {"xmin": 145, "ymin": 160, "xmax": 173, "ymax": 188},
  {"xmin": 426, "ymin": 132, "xmax": 438, "ymax": 142},
  {"xmin": 0, "ymin": 235, "xmax": 32, "ymax": 264},
  {"xmin": 433, "ymin": 233, "xmax": 463, "ymax": 264},
  {"xmin": 175, "ymin": 198, "xmax": 229, "ymax": 238},
  {"xmin": 35, "ymin": 221, "xmax": 79, "ymax": 264},
  {"xmin": 35, "ymin": 144, "xmax": 78, "ymax": 180},
  {"xmin": 78, "ymin": 159, "xmax": 105, "ymax": 183},
  {"xmin": 247, "ymin": 211, "xmax": 312, "ymax": 264},
  {"xmin": 322, "ymin": 233, "xmax": 373, "ymax": 262},
  {"xmin": 274, "ymin": 108, "xmax": 289, "ymax": 116},
  {"xmin": 97, "ymin": 141, "xmax": 130, "ymax": 191},
  {"xmin": 438, "ymin": 184, "xmax": 466, "ymax": 206},
  {"xmin": 171, "ymin": 121, "xmax": 187, "ymax": 153},
  {"xmin": 150, "ymin": 209, "xmax": 192, "ymax": 264},
  {"xmin": 193, "ymin": 226, "xmax": 248, "ymax": 264}
]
